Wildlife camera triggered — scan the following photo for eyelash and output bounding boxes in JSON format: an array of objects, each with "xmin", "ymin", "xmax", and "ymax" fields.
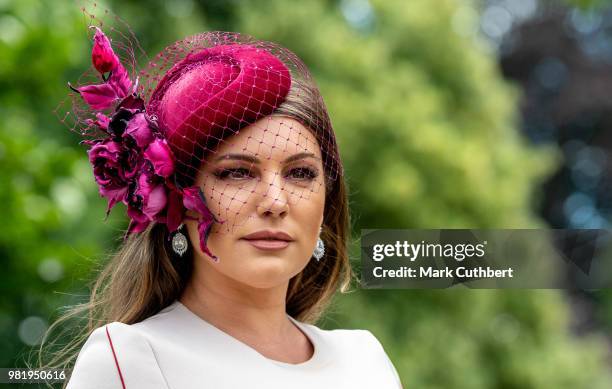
[{"xmin": 213, "ymin": 166, "xmax": 319, "ymax": 182}]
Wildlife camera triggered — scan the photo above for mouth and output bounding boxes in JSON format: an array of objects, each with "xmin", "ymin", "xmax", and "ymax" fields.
[
  {"xmin": 240, "ymin": 229, "xmax": 294, "ymax": 247},
  {"xmin": 240, "ymin": 238, "xmax": 291, "ymax": 250}
]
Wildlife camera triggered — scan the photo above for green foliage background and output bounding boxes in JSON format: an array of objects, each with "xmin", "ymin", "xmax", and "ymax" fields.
[{"xmin": 0, "ymin": 0, "xmax": 610, "ymax": 387}]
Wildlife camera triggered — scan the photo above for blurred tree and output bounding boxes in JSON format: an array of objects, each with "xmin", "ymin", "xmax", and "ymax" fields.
[
  {"xmin": 0, "ymin": 0, "xmax": 124, "ymax": 371},
  {"xmin": 495, "ymin": 0, "xmax": 612, "ymax": 356},
  {"xmin": 0, "ymin": 0, "xmax": 610, "ymax": 388},
  {"xmin": 563, "ymin": 0, "xmax": 610, "ymax": 10},
  {"xmin": 231, "ymin": 0, "xmax": 612, "ymax": 387}
]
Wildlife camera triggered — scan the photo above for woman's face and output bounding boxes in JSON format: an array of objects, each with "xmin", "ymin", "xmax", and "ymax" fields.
[{"xmin": 184, "ymin": 116, "xmax": 326, "ymax": 289}]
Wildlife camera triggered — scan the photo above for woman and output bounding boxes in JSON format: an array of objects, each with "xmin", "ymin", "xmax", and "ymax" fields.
[{"xmin": 46, "ymin": 23, "xmax": 402, "ymax": 389}]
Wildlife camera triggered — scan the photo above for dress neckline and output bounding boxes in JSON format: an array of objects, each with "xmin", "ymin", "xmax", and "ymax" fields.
[{"xmin": 171, "ymin": 300, "xmax": 322, "ymax": 368}]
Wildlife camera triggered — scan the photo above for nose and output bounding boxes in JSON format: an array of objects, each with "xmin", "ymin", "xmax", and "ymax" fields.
[{"xmin": 255, "ymin": 170, "xmax": 289, "ymax": 218}]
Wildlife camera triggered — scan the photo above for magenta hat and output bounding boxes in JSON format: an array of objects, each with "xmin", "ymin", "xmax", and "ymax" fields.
[{"xmin": 147, "ymin": 44, "xmax": 291, "ymax": 184}]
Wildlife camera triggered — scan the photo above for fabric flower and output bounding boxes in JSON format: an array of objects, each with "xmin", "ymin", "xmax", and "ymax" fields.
[
  {"xmin": 75, "ymin": 83, "xmax": 118, "ymax": 110},
  {"xmin": 91, "ymin": 26, "xmax": 119, "ymax": 73},
  {"xmin": 71, "ymin": 26, "xmax": 190, "ymax": 244},
  {"xmin": 108, "ymin": 106, "xmax": 141, "ymax": 139},
  {"xmin": 85, "ymin": 112, "xmax": 110, "ymax": 132},
  {"xmin": 126, "ymin": 173, "xmax": 168, "ymax": 234},
  {"xmin": 71, "ymin": 27, "xmax": 133, "ymax": 110},
  {"xmin": 108, "ymin": 60, "xmax": 132, "ymax": 98},
  {"xmin": 143, "ymin": 138, "xmax": 174, "ymax": 178},
  {"xmin": 123, "ymin": 138, "xmax": 174, "ymax": 234},
  {"xmin": 165, "ymin": 188, "xmax": 184, "ymax": 233},
  {"xmin": 86, "ymin": 139, "xmax": 131, "ymax": 212},
  {"xmin": 117, "ymin": 94, "xmax": 145, "ymax": 111},
  {"xmin": 122, "ymin": 143, "xmax": 141, "ymax": 181},
  {"xmin": 124, "ymin": 112, "xmax": 154, "ymax": 148}
]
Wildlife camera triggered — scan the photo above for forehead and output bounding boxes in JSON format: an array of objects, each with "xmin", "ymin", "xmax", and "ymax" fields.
[{"xmin": 209, "ymin": 116, "xmax": 322, "ymax": 161}]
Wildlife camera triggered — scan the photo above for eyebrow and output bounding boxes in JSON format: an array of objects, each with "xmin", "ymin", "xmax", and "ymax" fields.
[{"xmin": 214, "ymin": 152, "xmax": 320, "ymax": 164}]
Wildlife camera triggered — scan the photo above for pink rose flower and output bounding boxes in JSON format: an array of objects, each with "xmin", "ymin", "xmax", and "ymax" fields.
[
  {"xmin": 87, "ymin": 139, "xmax": 131, "ymax": 212},
  {"xmin": 143, "ymin": 138, "xmax": 175, "ymax": 178},
  {"xmin": 126, "ymin": 172, "xmax": 168, "ymax": 233},
  {"xmin": 124, "ymin": 112, "xmax": 154, "ymax": 148}
]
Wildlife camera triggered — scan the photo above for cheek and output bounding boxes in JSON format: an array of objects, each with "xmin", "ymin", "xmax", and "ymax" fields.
[
  {"xmin": 292, "ymin": 184, "xmax": 326, "ymax": 245},
  {"xmin": 299, "ymin": 180, "xmax": 326, "ymax": 218},
  {"xmin": 200, "ymin": 176, "xmax": 255, "ymax": 233},
  {"xmin": 184, "ymin": 220, "xmax": 234, "ymax": 266}
]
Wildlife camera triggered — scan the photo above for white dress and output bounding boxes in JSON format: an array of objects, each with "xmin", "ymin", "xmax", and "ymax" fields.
[{"xmin": 66, "ymin": 300, "xmax": 403, "ymax": 388}]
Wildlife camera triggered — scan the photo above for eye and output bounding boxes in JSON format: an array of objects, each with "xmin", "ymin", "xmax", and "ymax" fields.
[
  {"xmin": 213, "ymin": 167, "xmax": 253, "ymax": 180},
  {"xmin": 287, "ymin": 166, "xmax": 318, "ymax": 181}
]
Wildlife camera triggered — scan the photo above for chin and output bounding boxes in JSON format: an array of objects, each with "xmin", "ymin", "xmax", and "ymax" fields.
[
  {"xmin": 238, "ymin": 273, "xmax": 290, "ymax": 289},
  {"xmin": 235, "ymin": 258, "xmax": 296, "ymax": 288}
]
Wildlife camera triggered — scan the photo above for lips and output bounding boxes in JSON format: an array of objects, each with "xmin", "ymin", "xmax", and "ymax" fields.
[
  {"xmin": 241, "ymin": 229, "xmax": 294, "ymax": 251},
  {"xmin": 243, "ymin": 239, "xmax": 291, "ymax": 250},
  {"xmin": 241, "ymin": 230, "xmax": 294, "ymax": 242}
]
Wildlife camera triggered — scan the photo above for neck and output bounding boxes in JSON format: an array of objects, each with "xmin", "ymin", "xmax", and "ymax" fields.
[{"xmin": 179, "ymin": 263, "xmax": 293, "ymax": 341}]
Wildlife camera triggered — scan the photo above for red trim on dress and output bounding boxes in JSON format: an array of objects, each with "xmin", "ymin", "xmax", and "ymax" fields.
[{"xmin": 105, "ymin": 325, "xmax": 127, "ymax": 389}]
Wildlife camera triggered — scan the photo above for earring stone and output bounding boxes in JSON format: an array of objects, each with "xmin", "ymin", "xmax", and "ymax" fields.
[
  {"xmin": 172, "ymin": 225, "xmax": 189, "ymax": 257},
  {"xmin": 313, "ymin": 227, "xmax": 325, "ymax": 261}
]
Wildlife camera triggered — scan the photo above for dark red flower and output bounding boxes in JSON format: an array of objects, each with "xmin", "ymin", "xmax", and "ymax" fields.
[
  {"xmin": 129, "ymin": 173, "xmax": 167, "ymax": 217},
  {"xmin": 124, "ymin": 112, "xmax": 154, "ymax": 148},
  {"xmin": 86, "ymin": 139, "xmax": 132, "ymax": 212}
]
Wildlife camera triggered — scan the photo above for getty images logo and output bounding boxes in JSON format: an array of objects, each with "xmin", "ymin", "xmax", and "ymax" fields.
[{"xmin": 371, "ymin": 240, "xmax": 488, "ymax": 262}]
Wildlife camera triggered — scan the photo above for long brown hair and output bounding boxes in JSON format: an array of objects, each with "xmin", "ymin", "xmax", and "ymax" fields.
[{"xmin": 33, "ymin": 75, "xmax": 354, "ymax": 388}]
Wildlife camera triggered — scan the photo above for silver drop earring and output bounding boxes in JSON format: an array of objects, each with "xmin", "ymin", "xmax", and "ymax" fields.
[
  {"xmin": 172, "ymin": 224, "xmax": 189, "ymax": 257},
  {"xmin": 313, "ymin": 226, "xmax": 325, "ymax": 261}
]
